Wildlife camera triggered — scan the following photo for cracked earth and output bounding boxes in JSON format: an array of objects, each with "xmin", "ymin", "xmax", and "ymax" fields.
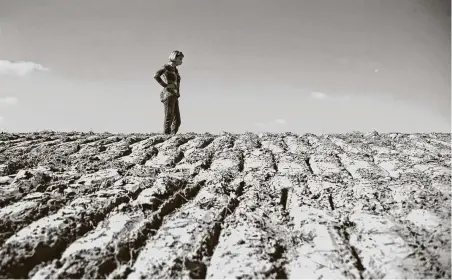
[{"xmin": 0, "ymin": 131, "xmax": 450, "ymax": 279}]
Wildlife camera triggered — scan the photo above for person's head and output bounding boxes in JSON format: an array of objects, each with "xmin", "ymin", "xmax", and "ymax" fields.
[{"xmin": 169, "ymin": 50, "xmax": 184, "ymax": 66}]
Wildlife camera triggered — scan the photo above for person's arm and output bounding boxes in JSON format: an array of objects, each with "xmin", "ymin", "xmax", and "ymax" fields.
[{"xmin": 153, "ymin": 66, "xmax": 167, "ymax": 88}]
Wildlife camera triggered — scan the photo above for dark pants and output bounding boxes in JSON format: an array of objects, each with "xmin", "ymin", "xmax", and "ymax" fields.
[{"xmin": 163, "ymin": 96, "xmax": 181, "ymax": 135}]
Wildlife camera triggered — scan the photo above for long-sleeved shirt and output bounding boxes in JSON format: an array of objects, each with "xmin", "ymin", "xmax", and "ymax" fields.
[{"xmin": 154, "ymin": 64, "xmax": 181, "ymax": 99}]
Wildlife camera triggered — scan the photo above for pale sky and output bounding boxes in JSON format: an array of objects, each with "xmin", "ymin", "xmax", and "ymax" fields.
[{"xmin": 0, "ymin": 0, "xmax": 450, "ymax": 134}]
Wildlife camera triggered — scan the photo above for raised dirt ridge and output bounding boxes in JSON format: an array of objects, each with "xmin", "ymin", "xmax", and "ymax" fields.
[{"xmin": 0, "ymin": 131, "xmax": 450, "ymax": 279}]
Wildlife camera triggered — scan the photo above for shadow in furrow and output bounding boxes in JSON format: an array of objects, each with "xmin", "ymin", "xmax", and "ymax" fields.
[
  {"xmin": 110, "ymin": 180, "xmax": 207, "ymax": 279},
  {"xmin": 328, "ymin": 193, "xmax": 335, "ymax": 211},
  {"xmin": 280, "ymin": 188, "xmax": 289, "ymax": 212},
  {"xmin": 238, "ymin": 151, "xmax": 245, "ymax": 173},
  {"xmin": 173, "ymin": 151, "xmax": 185, "ymax": 166},
  {"xmin": 334, "ymin": 154, "xmax": 354, "ymax": 179},
  {"xmin": 335, "ymin": 221, "xmax": 366, "ymax": 279},
  {"xmin": 138, "ymin": 147, "xmax": 159, "ymax": 165},
  {"xmin": 198, "ymin": 137, "xmax": 215, "ymax": 149},
  {"xmin": 115, "ymin": 147, "xmax": 133, "ymax": 159},
  {"xmin": 183, "ymin": 181, "xmax": 246, "ymax": 279},
  {"xmin": 304, "ymin": 157, "xmax": 314, "ymax": 175},
  {"xmin": 266, "ymin": 243, "xmax": 289, "ymax": 280}
]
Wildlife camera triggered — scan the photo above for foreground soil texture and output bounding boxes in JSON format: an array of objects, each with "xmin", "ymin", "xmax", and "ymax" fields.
[{"xmin": 0, "ymin": 131, "xmax": 450, "ymax": 279}]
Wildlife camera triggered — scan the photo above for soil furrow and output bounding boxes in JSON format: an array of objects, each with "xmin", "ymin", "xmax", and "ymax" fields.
[
  {"xmin": 0, "ymin": 167, "xmax": 54, "ymax": 208},
  {"xmin": 33, "ymin": 140, "xmax": 221, "ymax": 279},
  {"xmin": 118, "ymin": 135, "xmax": 168, "ymax": 167},
  {"xmin": 93, "ymin": 136, "xmax": 147, "ymax": 162},
  {"xmin": 233, "ymin": 132, "xmax": 261, "ymax": 151},
  {"xmin": 132, "ymin": 174, "xmax": 188, "ymax": 211},
  {"xmin": 282, "ymin": 136, "xmax": 373, "ymax": 279},
  {"xmin": 31, "ymin": 174, "xmax": 181, "ymax": 279},
  {"xmin": 28, "ymin": 177, "xmax": 155, "ymax": 279},
  {"xmin": 205, "ymin": 181, "xmax": 287, "ymax": 279},
  {"xmin": 122, "ymin": 145, "xmax": 244, "ymax": 279},
  {"xmin": 68, "ymin": 135, "xmax": 126, "ymax": 163},
  {"xmin": 355, "ymin": 177, "xmax": 451, "ymax": 278},
  {"xmin": 327, "ymin": 146, "xmax": 451, "ymax": 279},
  {"xmin": 409, "ymin": 134, "xmax": 450, "ymax": 155},
  {"xmin": 155, "ymin": 134, "xmax": 195, "ymax": 151},
  {"xmin": 126, "ymin": 180, "xmax": 245, "ymax": 279},
  {"xmin": 0, "ymin": 132, "xmax": 449, "ymax": 279},
  {"xmin": 0, "ymin": 192, "xmax": 68, "ymax": 246},
  {"xmin": 108, "ymin": 179, "xmax": 206, "ymax": 279},
  {"xmin": 282, "ymin": 134, "xmax": 310, "ymax": 155},
  {"xmin": 259, "ymin": 133, "xmax": 288, "ymax": 157},
  {"xmin": 309, "ymin": 153, "xmax": 345, "ymax": 178},
  {"xmin": 205, "ymin": 141, "xmax": 285, "ymax": 279},
  {"xmin": 284, "ymin": 176, "xmax": 362, "ymax": 279},
  {"xmin": 143, "ymin": 135, "xmax": 202, "ymax": 168},
  {"xmin": 3, "ymin": 136, "xmax": 62, "ymax": 154},
  {"xmin": 173, "ymin": 147, "xmax": 214, "ymax": 177},
  {"xmin": 336, "ymin": 153, "xmax": 391, "ymax": 181},
  {"xmin": 0, "ymin": 184, "xmax": 139, "ymax": 278},
  {"xmin": 342, "ymin": 135, "xmax": 451, "ymax": 277}
]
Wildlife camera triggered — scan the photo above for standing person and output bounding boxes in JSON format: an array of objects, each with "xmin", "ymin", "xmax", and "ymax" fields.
[{"xmin": 153, "ymin": 50, "xmax": 184, "ymax": 135}]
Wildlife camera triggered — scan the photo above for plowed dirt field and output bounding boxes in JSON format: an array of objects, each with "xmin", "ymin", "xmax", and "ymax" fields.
[{"xmin": 0, "ymin": 131, "xmax": 450, "ymax": 279}]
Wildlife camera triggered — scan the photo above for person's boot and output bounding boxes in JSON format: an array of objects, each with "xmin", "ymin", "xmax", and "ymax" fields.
[{"xmin": 170, "ymin": 125, "xmax": 178, "ymax": 135}]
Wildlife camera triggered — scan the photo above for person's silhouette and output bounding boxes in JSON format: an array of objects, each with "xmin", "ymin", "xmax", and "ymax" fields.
[{"xmin": 154, "ymin": 50, "xmax": 184, "ymax": 135}]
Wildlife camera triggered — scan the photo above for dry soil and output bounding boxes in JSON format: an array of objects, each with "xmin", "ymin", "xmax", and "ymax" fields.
[{"xmin": 0, "ymin": 131, "xmax": 450, "ymax": 279}]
